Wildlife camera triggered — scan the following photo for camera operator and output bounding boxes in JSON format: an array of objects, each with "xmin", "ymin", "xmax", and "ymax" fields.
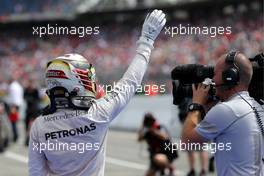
[
  {"xmin": 138, "ymin": 113, "xmax": 177, "ymax": 176},
  {"xmin": 181, "ymin": 51, "xmax": 264, "ymax": 176}
]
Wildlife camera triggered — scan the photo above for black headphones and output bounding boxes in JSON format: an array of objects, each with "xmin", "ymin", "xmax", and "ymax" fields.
[{"xmin": 222, "ymin": 51, "xmax": 240, "ymax": 87}]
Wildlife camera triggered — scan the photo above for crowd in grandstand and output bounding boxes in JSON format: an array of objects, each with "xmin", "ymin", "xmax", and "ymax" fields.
[
  {"xmin": 0, "ymin": 0, "xmax": 82, "ymax": 16},
  {"xmin": 0, "ymin": 13, "xmax": 263, "ymax": 94}
]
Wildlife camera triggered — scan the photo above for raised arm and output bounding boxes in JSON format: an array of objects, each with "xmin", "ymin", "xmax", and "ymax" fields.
[{"xmin": 95, "ymin": 10, "xmax": 166, "ymax": 121}]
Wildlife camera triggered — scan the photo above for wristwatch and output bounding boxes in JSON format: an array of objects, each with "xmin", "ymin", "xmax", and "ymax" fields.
[{"xmin": 188, "ymin": 103, "xmax": 205, "ymax": 119}]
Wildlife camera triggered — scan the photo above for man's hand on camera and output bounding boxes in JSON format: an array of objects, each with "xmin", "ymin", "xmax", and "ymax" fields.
[
  {"xmin": 192, "ymin": 83, "xmax": 210, "ymax": 105},
  {"xmin": 138, "ymin": 9, "xmax": 166, "ymax": 48}
]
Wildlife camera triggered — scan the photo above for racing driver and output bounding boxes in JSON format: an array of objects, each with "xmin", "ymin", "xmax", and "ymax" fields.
[{"xmin": 28, "ymin": 9, "xmax": 166, "ymax": 176}]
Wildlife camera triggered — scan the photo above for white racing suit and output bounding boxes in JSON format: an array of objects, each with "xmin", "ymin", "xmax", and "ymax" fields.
[{"xmin": 28, "ymin": 44, "xmax": 152, "ymax": 176}]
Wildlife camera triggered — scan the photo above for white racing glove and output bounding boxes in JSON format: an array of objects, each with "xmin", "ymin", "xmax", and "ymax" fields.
[
  {"xmin": 139, "ymin": 9, "xmax": 166, "ymax": 47},
  {"xmin": 137, "ymin": 9, "xmax": 166, "ymax": 60}
]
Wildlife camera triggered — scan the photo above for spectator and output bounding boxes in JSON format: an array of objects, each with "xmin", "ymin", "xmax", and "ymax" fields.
[
  {"xmin": 6, "ymin": 77, "xmax": 24, "ymax": 142},
  {"xmin": 24, "ymin": 79, "xmax": 40, "ymax": 146}
]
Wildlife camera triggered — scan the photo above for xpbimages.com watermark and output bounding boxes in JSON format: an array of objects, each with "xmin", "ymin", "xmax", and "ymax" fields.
[
  {"xmin": 32, "ymin": 24, "xmax": 100, "ymax": 37},
  {"xmin": 100, "ymin": 82, "xmax": 166, "ymax": 95},
  {"xmin": 32, "ymin": 140, "xmax": 100, "ymax": 154},
  {"xmin": 46, "ymin": 79, "xmax": 167, "ymax": 96},
  {"xmin": 164, "ymin": 24, "xmax": 232, "ymax": 37},
  {"xmin": 164, "ymin": 140, "xmax": 232, "ymax": 154}
]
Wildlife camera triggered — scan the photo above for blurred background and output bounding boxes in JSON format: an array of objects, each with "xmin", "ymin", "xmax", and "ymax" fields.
[{"xmin": 0, "ymin": 0, "xmax": 263, "ymax": 175}]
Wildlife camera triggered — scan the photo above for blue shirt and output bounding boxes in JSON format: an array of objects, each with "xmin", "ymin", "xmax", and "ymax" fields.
[{"xmin": 196, "ymin": 91, "xmax": 264, "ymax": 176}]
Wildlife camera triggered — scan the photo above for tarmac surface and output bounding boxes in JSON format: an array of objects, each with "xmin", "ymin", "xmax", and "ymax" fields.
[{"xmin": 0, "ymin": 121, "xmax": 215, "ymax": 176}]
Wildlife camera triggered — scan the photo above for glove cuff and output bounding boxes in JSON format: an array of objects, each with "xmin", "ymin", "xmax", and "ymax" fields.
[
  {"xmin": 136, "ymin": 39, "xmax": 153, "ymax": 63},
  {"xmin": 137, "ymin": 36, "xmax": 154, "ymax": 49}
]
